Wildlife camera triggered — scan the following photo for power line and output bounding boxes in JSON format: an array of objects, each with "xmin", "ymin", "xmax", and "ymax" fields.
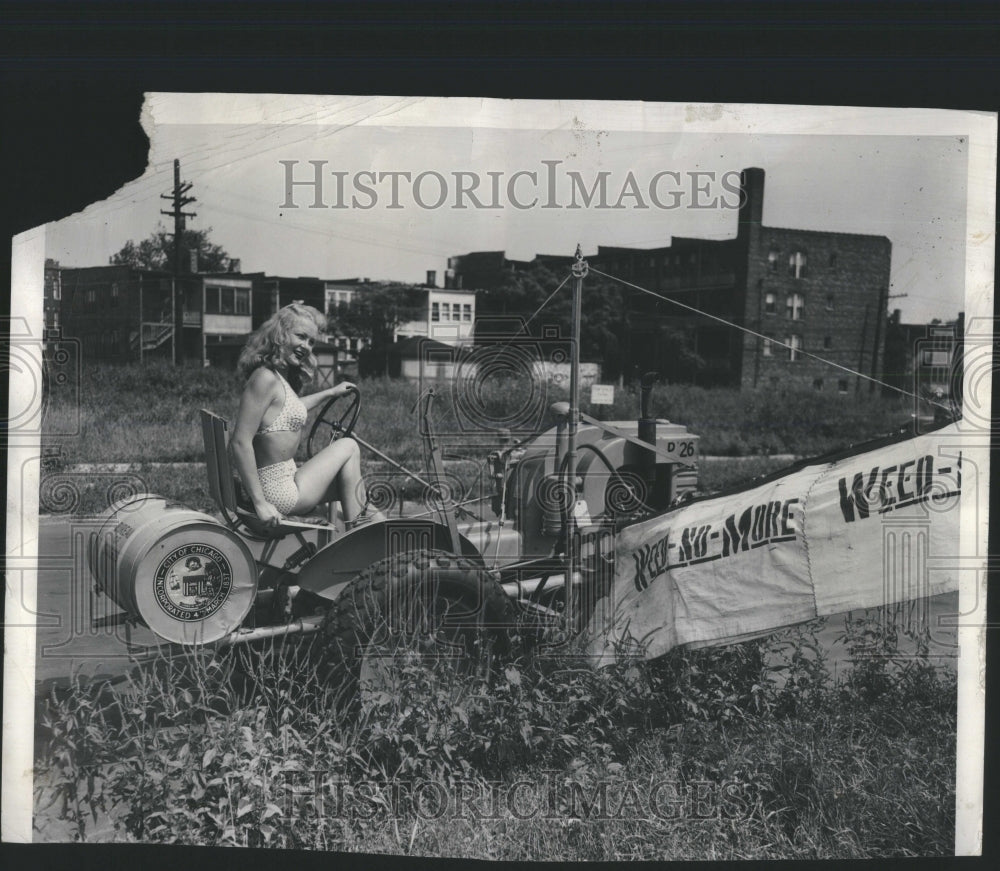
[{"xmin": 588, "ymin": 265, "xmax": 952, "ymax": 412}]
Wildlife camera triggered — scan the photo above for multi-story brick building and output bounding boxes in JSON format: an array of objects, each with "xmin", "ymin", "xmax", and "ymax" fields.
[
  {"xmin": 447, "ymin": 168, "xmax": 893, "ymax": 392},
  {"xmin": 444, "ymin": 251, "xmax": 533, "ymax": 291}
]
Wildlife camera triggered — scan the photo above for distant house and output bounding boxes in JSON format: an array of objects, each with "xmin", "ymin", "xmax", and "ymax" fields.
[
  {"xmin": 323, "ymin": 279, "xmax": 369, "ymax": 368},
  {"xmin": 883, "ymin": 310, "xmax": 964, "ymax": 409},
  {"xmin": 395, "ymin": 282, "xmax": 477, "ymax": 346},
  {"xmin": 44, "ymin": 258, "xmax": 62, "ymax": 334},
  {"xmin": 200, "ymin": 274, "xmax": 255, "ymax": 367},
  {"xmin": 59, "ymin": 265, "xmax": 253, "ymax": 367},
  {"xmin": 389, "ymin": 335, "xmax": 470, "ymax": 380}
]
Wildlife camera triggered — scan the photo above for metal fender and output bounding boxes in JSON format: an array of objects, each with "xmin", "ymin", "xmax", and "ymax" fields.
[{"xmin": 295, "ymin": 518, "xmax": 485, "ymax": 601}]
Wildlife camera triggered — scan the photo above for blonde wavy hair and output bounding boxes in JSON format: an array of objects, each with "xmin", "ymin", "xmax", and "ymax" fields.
[{"xmin": 238, "ymin": 303, "xmax": 327, "ymax": 389}]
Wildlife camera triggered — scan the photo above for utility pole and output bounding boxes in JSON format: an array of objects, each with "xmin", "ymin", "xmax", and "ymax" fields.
[
  {"xmin": 161, "ymin": 159, "xmax": 196, "ymax": 364},
  {"xmin": 871, "ymin": 293, "xmax": 908, "ymax": 393}
]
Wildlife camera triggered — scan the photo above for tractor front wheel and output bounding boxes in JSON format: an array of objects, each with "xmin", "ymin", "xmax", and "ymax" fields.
[{"xmin": 317, "ymin": 549, "xmax": 515, "ymax": 705}]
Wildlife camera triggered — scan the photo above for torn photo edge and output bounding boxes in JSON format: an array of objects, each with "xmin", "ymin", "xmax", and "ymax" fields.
[{"xmin": 3, "ymin": 95, "xmax": 995, "ymax": 854}]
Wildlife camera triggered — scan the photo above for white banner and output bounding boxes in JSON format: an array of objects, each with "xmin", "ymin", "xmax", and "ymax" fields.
[{"xmin": 584, "ymin": 422, "xmax": 964, "ymax": 663}]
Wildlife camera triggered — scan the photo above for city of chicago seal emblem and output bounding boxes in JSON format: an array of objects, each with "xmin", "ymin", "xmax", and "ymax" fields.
[{"xmin": 154, "ymin": 544, "xmax": 233, "ymax": 621}]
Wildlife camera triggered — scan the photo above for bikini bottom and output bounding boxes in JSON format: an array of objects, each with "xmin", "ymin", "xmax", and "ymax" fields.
[{"xmin": 257, "ymin": 459, "xmax": 299, "ymax": 515}]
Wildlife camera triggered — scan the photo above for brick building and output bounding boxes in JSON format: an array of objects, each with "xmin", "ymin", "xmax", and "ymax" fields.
[
  {"xmin": 447, "ymin": 168, "xmax": 893, "ymax": 391},
  {"xmin": 444, "ymin": 251, "xmax": 533, "ymax": 291},
  {"xmin": 247, "ymin": 274, "xmax": 327, "ymax": 330}
]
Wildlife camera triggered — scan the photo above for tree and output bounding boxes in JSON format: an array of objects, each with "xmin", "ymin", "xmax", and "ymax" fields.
[
  {"xmin": 333, "ymin": 284, "xmax": 425, "ymax": 377},
  {"xmin": 474, "ymin": 263, "xmax": 702, "ymax": 385},
  {"xmin": 476, "ymin": 262, "xmax": 626, "ymax": 355},
  {"xmin": 111, "ymin": 224, "xmax": 233, "ymax": 272}
]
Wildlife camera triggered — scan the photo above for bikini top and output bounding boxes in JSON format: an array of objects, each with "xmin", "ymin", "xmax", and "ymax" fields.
[{"xmin": 257, "ymin": 370, "xmax": 307, "ymax": 435}]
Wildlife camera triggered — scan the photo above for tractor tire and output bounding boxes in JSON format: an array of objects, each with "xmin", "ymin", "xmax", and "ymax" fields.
[{"xmin": 316, "ymin": 549, "xmax": 516, "ymax": 705}]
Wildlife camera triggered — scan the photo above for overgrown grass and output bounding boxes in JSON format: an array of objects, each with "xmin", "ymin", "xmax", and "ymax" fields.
[
  {"xmin": 34, "ymin": 609, "xmax": 955, "ymax": 857},
  {"xmin": 41, "ymin": 362, "xmax": 914, "ymax": 516}
]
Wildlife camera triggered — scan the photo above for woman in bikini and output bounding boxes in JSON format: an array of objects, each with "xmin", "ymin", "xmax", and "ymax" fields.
[{"xmin": 230, "ymin": 303, "xmax": 381, "ymax": 530}]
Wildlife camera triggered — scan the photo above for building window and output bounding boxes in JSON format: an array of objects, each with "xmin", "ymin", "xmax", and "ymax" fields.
[
  {"xmin": 786, "ymin": 293, "xmax": 804, "ymax": 320},
  {"xmin": 786, "ymin": 334, "xmax": 802, "ymax": 361},
  {"xmin": 823, "ymin": 336, "xmax": 832, "ymax": 349},
  {"xmin": 431, "ymin": 302, "xmax": 440, "ymax": 322},
  {"xmin": 785, "ymin": 293, "xmax": 803, "ymax": 320},
  {"xmin": 838, "ymin": 379, "xmax": 849, "ymax": 394},
  {"xmin": 53, "ymin": 283, "xmax": 61, "ymax": 301},
  {"xmin": 768, "ymin": 249, "xmax": 779, "ymax": 272},
  {"xmin": 813, "ymin": 378, "xmax": 823, "ymax": 391},
  {"xmin": 788, "ymin": 251, "xmax": 807, "ymax": 278},
  {"xmin": 921, "ymin": 349, "xmax": 952, "ymax": 366},
  {"xmin": 205, "ymin": 286, "xmax": 220, "ymax": 314},
  {"xmin": 235, "ymin": 288, "xmax": 250, "ymax": 315},
  {"xmin": 762, "ymin": 337, "xmax": 772, "ymax": 357},
  {"xmin": 86, "ymin": 288, "xmax": 95, "ymax": 304},
  {"xmin": 829, "ymin": 252, "xmax": 838, "ymax": 267},
  {"xmin": 764, "ymin": 292, "xmax": 776, "ymax": 314},
  {"xmin": 111, "ymin": 283, "xmax": 120, "ymax": 306},
  {"xmin": 462, "ymin": 303, "xmax": 472, "ymax": 322},
  {"xmin": 220, "ymin": 287, "xmax": 235, "ymax": 314}
]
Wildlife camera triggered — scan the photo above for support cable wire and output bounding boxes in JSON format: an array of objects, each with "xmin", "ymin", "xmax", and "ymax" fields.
[
  {"xmin": 479, "ymin": 272, "xmax": 574, "ymax": 360},
  {"xmin": 419, "ymin": 269, "xmax": 574, "ymax": 454},
  {"xmin": 588, "ymin": 266, "xmax": 955, "ymax": 414}
]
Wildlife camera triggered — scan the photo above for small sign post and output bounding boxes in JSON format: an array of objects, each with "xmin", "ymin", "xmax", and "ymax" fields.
[{"xmin": 590, "ymin": 384, "xmax": 615, "ymax": 405}]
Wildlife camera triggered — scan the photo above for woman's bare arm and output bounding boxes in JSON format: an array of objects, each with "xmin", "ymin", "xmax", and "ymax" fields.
[{"xmin": 300, "ymin": 380, "xmax": 356, "ymax": 412}]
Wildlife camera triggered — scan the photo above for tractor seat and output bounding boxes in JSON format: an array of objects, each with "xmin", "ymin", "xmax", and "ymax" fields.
[
  {"xmin": 233, "ymin": 474, "xmax": 331, "ymax": 527},
  {"xmin": 201, "ymin": 408, "xmax": 334, "ymax": 541}
]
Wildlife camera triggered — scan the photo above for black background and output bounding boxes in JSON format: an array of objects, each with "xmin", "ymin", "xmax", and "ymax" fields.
[{"xmin": 2, "ymin": 3, "xmax": 998, "ymax": 871}]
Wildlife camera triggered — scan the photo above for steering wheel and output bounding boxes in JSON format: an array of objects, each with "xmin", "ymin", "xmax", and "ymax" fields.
[{"xmin": 307, "ymin": 386, "xmax": 361, "ymax": 458}]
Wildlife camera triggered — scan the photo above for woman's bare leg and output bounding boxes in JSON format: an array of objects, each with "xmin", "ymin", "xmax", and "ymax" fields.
[{"xmin": 292, "ymin": 438, "xmax": 368, "ymax": 519}]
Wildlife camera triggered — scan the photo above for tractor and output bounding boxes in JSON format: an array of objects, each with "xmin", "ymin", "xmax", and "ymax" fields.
[{"xmin": 88, "ymin": 251, "xmax": 700, "ymax": 690}]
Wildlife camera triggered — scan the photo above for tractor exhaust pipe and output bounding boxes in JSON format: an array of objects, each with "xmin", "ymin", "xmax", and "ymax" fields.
[{"xmin": 638, "ymin": 371, "xmax": 658, "ymax": 486}]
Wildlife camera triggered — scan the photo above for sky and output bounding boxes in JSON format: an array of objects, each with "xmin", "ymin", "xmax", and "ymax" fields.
[{"xmin": 43, "ymin": 95, "xmax": 980, "ymax": 325}]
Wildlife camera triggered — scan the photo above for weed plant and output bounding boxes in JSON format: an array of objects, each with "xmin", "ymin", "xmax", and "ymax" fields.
[
  {"xmin": 42, "ymin": 363, "xmax": 913, "ymax": 516},
  {"xmin": 35, "ymin": 608, "xmax": 955, "ymax": 858}
]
